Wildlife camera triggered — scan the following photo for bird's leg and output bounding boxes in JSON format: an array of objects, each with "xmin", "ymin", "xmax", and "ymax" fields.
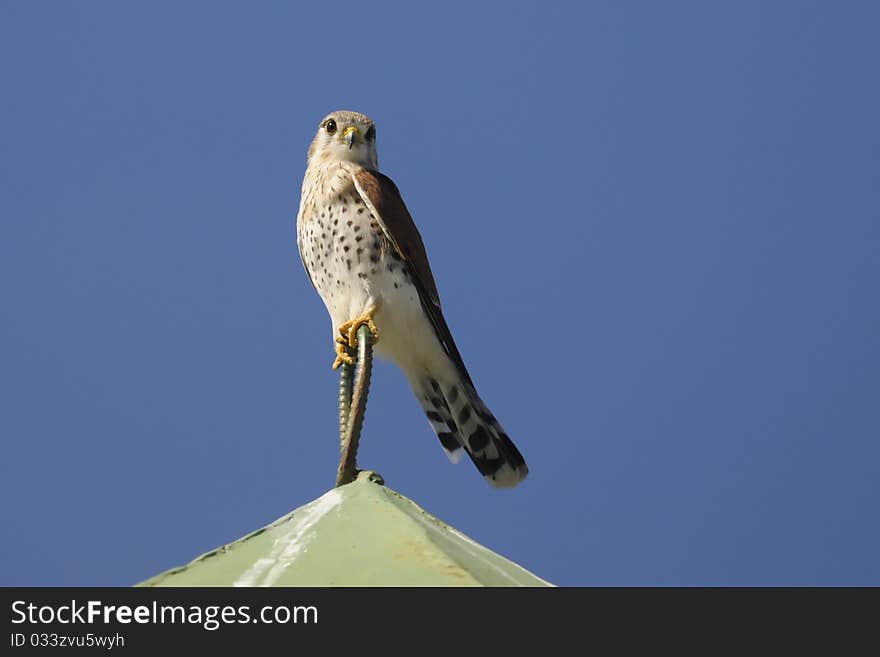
[{"xmin": 331, "ymin": 305, "xmax": 380, "ymax": 370}]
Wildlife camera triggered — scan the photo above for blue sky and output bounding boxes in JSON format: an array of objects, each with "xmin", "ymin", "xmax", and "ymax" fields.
[{"xmin": 1, "ymin": 1, "xmax": 878, "ymax": 586}]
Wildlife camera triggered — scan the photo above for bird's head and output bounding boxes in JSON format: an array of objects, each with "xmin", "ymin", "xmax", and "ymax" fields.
[{"xmin": 307, "ymin": 110, "xmax": 378, "ymax": 169}]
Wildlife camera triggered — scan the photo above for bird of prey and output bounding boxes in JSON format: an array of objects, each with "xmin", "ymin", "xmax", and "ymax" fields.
[{"xmin": 296, "ymin": 110, "xmax": 528, "ymax": 488}]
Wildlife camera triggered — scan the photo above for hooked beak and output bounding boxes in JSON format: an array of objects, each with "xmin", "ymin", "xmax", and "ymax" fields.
[{"xmin": 342, "ymin": 126, "xmax": 360, "ymax": 150}]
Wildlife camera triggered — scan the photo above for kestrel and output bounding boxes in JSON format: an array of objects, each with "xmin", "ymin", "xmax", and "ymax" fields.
[{"xmin": 296, "ymin": 110, "xmax": 528, "ymax": 488}]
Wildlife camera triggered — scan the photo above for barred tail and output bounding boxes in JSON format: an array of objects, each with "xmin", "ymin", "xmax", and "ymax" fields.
[{"xmin": 413, "ymin": 374, "xmax": 528, "ymax": 488}]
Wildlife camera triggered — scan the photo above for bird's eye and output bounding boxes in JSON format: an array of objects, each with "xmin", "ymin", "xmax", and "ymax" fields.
[
  {"xmin": 365, "ymin": 126, "xmax": 376, "ymax": 142},
  {"xmin": 325, "ymin": 119, "xmax": 337, "ymax": 134}
]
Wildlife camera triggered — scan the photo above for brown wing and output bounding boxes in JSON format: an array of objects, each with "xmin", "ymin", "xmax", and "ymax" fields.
[{"xmin": 353, "ymin": 169, "xmax": 474, "ymax": 387}]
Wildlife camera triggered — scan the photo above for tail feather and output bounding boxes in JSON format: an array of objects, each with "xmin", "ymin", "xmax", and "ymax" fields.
[{"xmin": 414, "ymin": 375, "xmax": 528, "ymax": 488}]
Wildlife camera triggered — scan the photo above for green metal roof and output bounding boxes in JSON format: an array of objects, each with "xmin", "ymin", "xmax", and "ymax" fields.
[{"xmin": 139, "ymin": 471, "xmax": 551, "ymax": 587}]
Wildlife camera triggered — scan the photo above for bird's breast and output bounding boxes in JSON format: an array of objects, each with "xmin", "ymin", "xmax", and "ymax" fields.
[{"xmin": 298, "ymin": 169, "xmax": 419, "ymax": 334}]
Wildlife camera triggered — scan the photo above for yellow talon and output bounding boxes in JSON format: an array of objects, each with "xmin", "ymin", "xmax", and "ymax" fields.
[
  {"xmin": 339, "ymin": 306, "xmax": 380, "ymax": 349},
  {"xmin": 331, "ymin": 338, "xmax": 355, "ymax": 370},
  {"xmin": 331, "ymin": 306, "xmax": 380, "ymax": 370}
]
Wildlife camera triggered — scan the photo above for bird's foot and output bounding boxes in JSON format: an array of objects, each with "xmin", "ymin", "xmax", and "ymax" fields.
[
  {"xmin": 331, "ymin": 338, "xmax": 355, "ymax": 370},
  {"xmin": 343, "ymin": 305, "xmax": 380, "ymax": 349},
  {"xmin": 331, "ymin": 305, "xmax": 380, "ymax": 370}
]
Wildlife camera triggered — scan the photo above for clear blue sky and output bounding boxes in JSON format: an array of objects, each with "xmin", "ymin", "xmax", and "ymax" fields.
[{"xmin": 1, "ymin": 2, "xmax": 878, "ymax": 586}]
